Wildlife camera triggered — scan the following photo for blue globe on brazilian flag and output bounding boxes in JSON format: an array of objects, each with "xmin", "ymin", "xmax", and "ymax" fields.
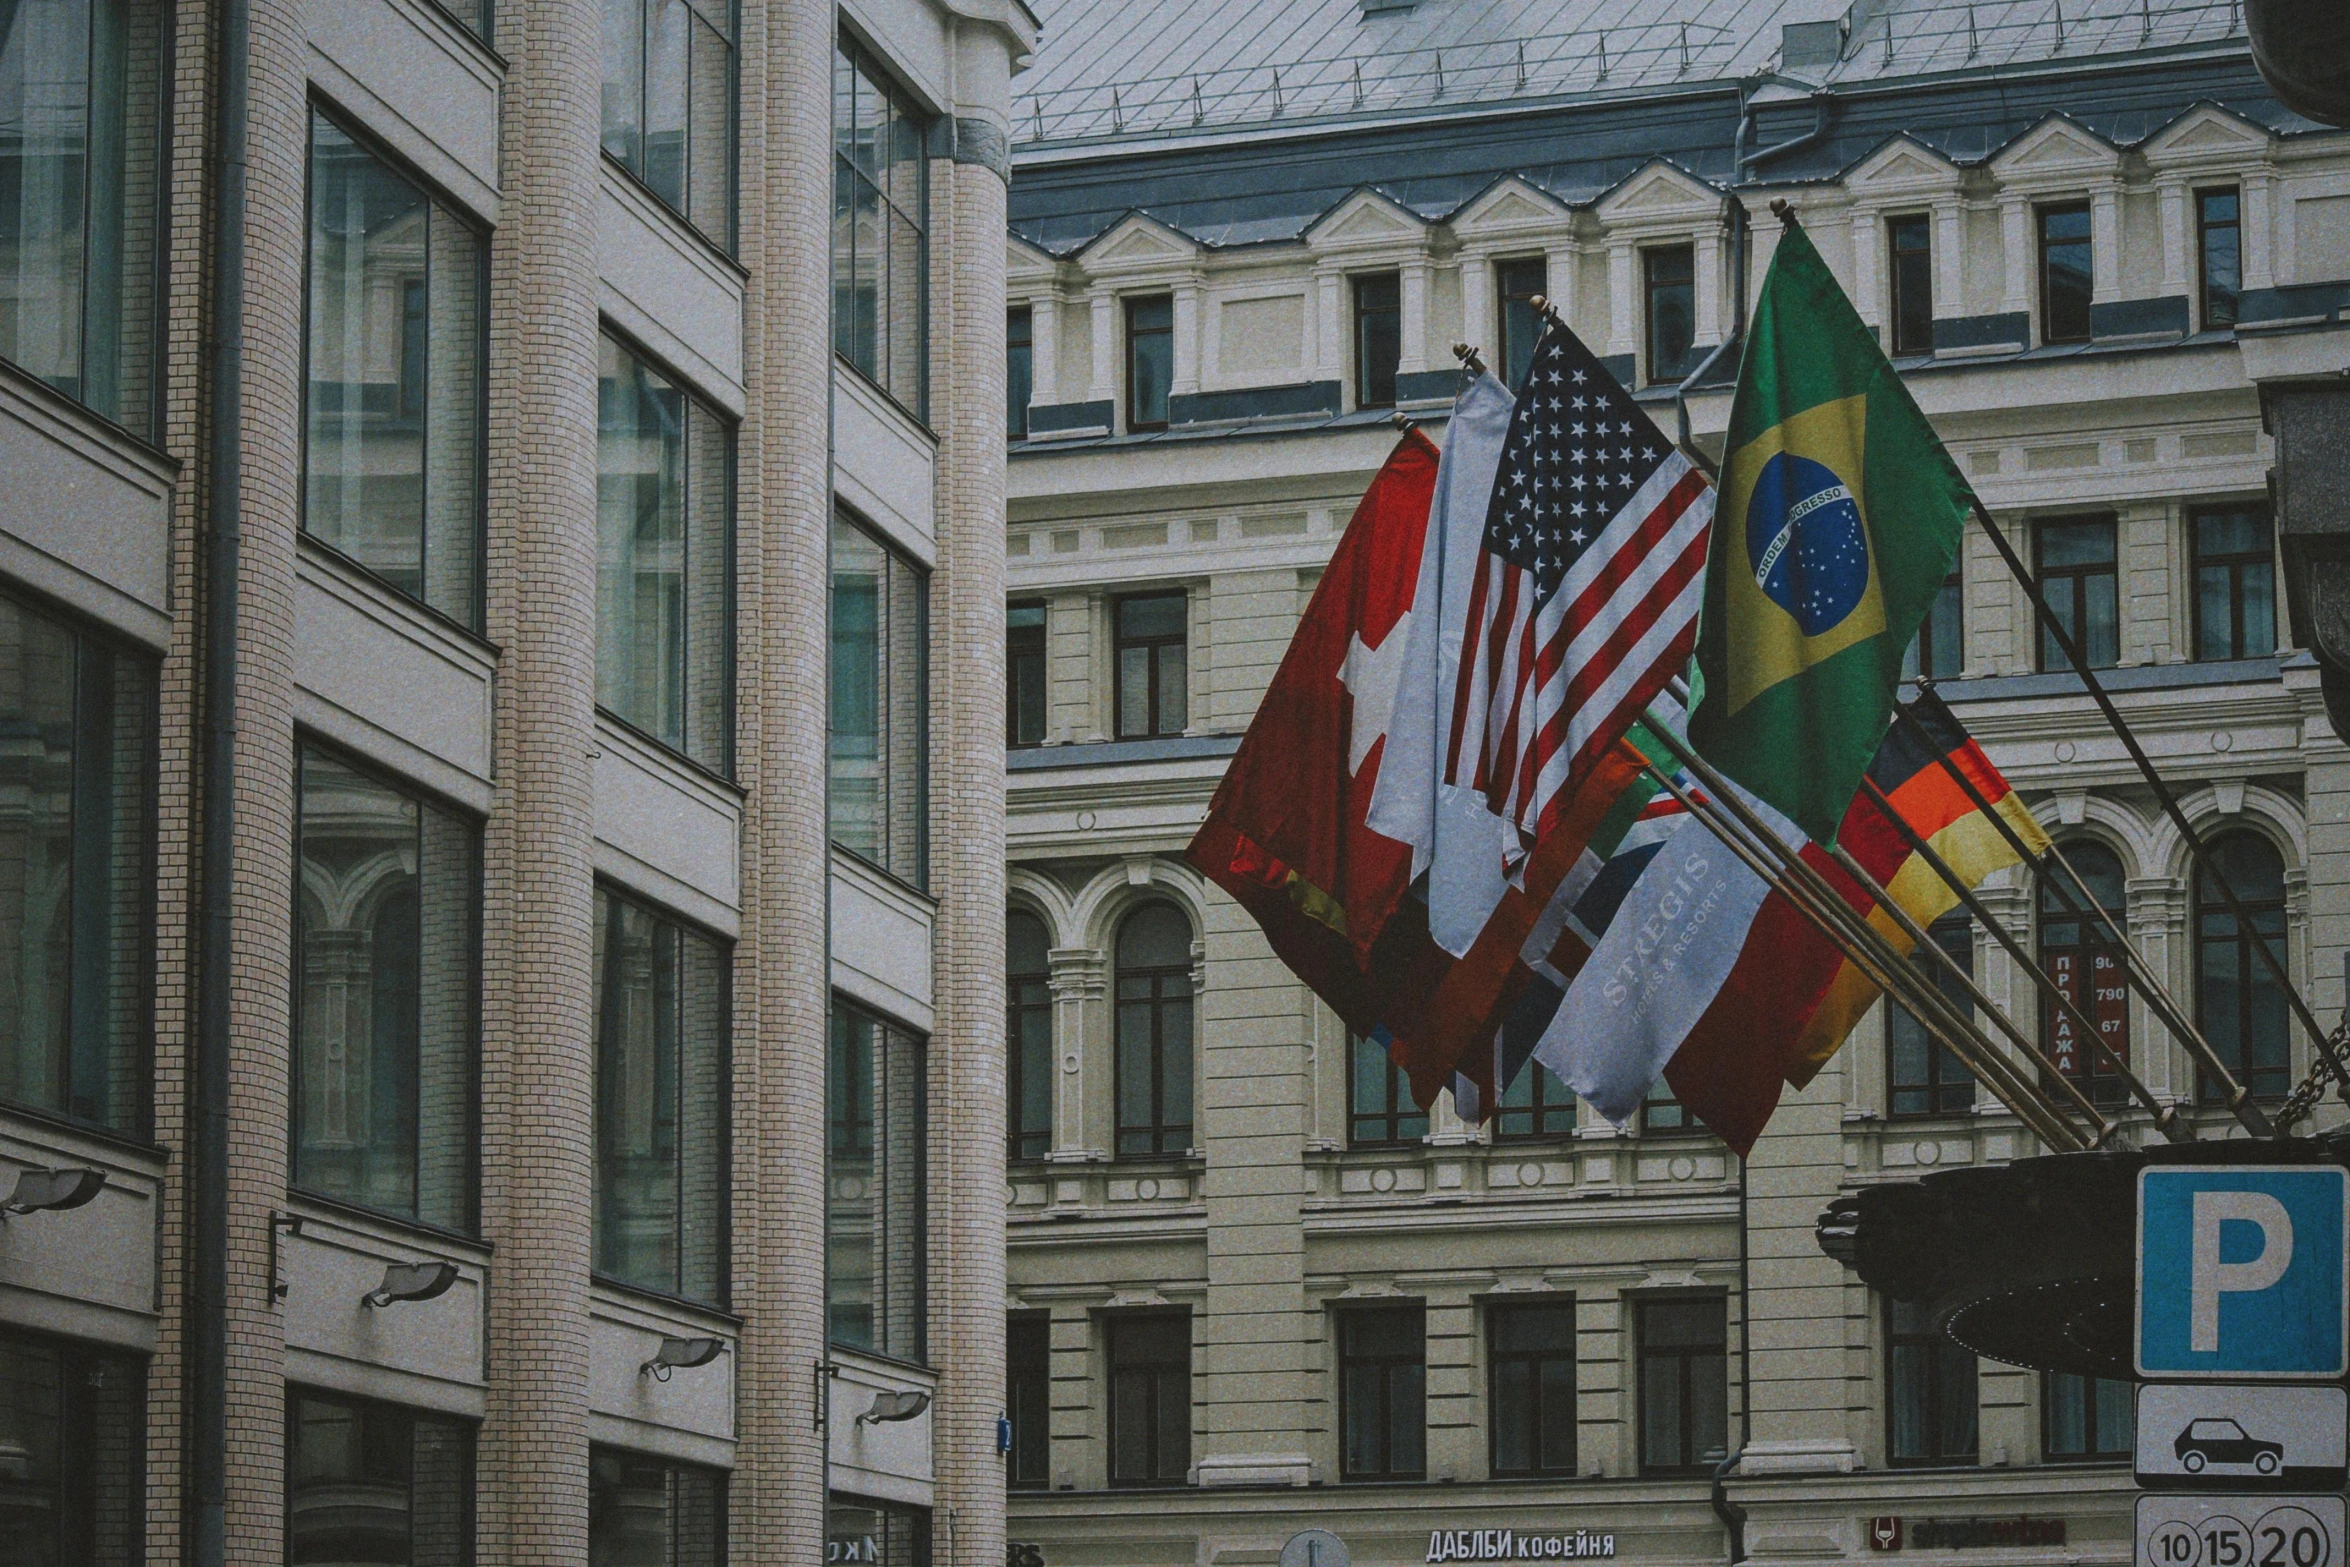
[{"xmin": 1687, "ymin": 218, "xmax": 1974, "ymax": 843}]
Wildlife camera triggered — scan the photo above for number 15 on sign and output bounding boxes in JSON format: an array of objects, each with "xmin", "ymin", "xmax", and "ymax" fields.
[{"xmin": 2138, "ymin": 1494, "xmax": 2344, "ymax": 1567}]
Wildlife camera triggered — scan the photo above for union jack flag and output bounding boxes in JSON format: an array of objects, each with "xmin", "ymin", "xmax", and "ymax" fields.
[{"xmin": 1444, "ymin": 321, "xmax": 1715, "ymax": 858}]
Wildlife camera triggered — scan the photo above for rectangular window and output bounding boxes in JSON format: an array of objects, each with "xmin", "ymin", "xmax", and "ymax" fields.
[
  {"xmin": 1887, "ymin": 214, "xmax": 1934, "ymax": 359},
  {"xmin": 1497, "ymin": 1060, "xmax": 1576, "ymax": 1140},
  {"xmin": 2198, "ymin": 187, "xmax": 2241, "ymax": 331},
  {"xmin": 1007, "ymin": 306, "xmax": 1033, "ymax": 439},
  {"xmin": 306, "ymin": 109, "xmax": 486, "ymax": 629},
  {"xmin": 1008, "ymin": 601, "xmax": 1047, "ymax": 748},
  {"xmin": 1887, "ymin": 915, "xmax": 1976, "ymax": 1119},
  {"xmin": 0, "ymin": 590, "xmax": 153, "ymax": 1135},
  {"xmin": 1886, "ymin": 1297, "xmax": 1976, "ymax": 1466},
  {"xmin": 1339, "ymin": 1305, "xmax": 1426, "ymax": 1481},
  {"xmin": 600, "ymin": 0, "xmax": 734, "ymax": 243},
  {"xmin": 829, "ymin": 1000, "xmax": 926, "ymax": 1360},
  {"xmin": 831, "ymin": 38, "xmax": 927, "ymax": 413},
  {"xmin": 0, "ymin": 0, "xmax": 166, "ymax": 437},
  {"xmin": 1495, "ymin": 258, "xmax": 1547, "ymax": 390},
  {"xmin": 1488, "ymin": 1300, "xmax": 1576, "ymax": 1478},
  {"xmin": 591, "ymin": 1447, "xmax": 724, "ymax": 1566},
  {"xmin": 592, "ymin": 886, "xmax": 729, "ymax": 1305},
  {"xmin": 1008, "ymin": 912, "xmax": 1054, "ymax": 1162},
  {"xmin": 1354, "ymin": 272, "xmax": 1400, "ymax": 410},
  {"xmin": 829, "ymin": 1496, "xmax": 929, "ymax": 1567},
  {"xmin": 1125, "ymin": 294, "xmax": 1172, "ymax": 432},
  {"xmin": 288, "ymin": 1389, "xmax": 474, "ymax": 1566},
  {"xmin": 830, "ymin": 513, "xmax": 928, "ymax": 885},
  {"xmin": 1643, "ymin": 245, "xmax": 1696, "ymax": 385},
  {"xmin": 1008, "ymin": 1314, "xmax": 1051, "ymax": 1489},
  {"xmin": 2037, "ymin": 203, "xmax": 2093, "ymax": 345},
  {"xmin": 2192, "ymin": 504, "xmax": 2276, "ymax": 662},
  {"xmin": 1347, "ymin": 1031, "xmax": 1426, "ymax": 1147},
  {"xmin": 2043, "ymin": 1372, "xmax": 2133, "ymax": 1461},
  {"xmin": 1114, "ymin": 904, "xmax": 1193, "ymax": 1158},
  {"xmin": 1115, "ymin": 592, "xmax": 1187, "ymax": 740},
  {"xmin": 2035, "ymin": 515, "xmax": 2119, "ymax": 672},
  {"xmin": 294, "ymin": 745, "xmax": 480, "ymax": 1230},
  {"xmin": 1642, "ymin": 1085, "xmax": 1693, "ymax": 1135},
  {"xmin": 1901, "ymin": 557, "xmax": 1964, "ymax": 681},
  {"xmin": 1108, "ymin": 1313, "xmax": 1190, "ymax": 1486},
  {"xmin": 1638, "ymin": 1298, "xmax": 1728, "ymax": 1476},
  {"xmin": 596, "ymin": 333, "xmax": 734, "ymax": 772},
  {"xmin": 0, "ymin": 1329, "xmax": 142, "ymax": 1562}
]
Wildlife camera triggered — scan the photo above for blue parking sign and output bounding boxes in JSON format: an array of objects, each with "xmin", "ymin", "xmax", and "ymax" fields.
[{"xmin": 2138, "ymin": 1165, "xmax": 2348, "ymax": 1379}]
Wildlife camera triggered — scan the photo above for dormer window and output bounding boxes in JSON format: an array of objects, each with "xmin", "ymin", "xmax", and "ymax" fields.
[
  {"xmin": 2037, "ymin": 203, "xmax": 2093, "ymax": 345},
  {"xmin": 1125, "ymin": 294, "xmax": 1172, "ymax": 432},
  {"xmin": 1887, "ymin": 214, "xmax": 1934, "ymax": 358},
  {"xmin": 1353, "ymin": 272, "xmax": 1401, "ymax": 409},
  {"xmin": 2198, "ymin": 187, "xmax": 2242, "ymax": 331},
  {"xmin": 1642, "ymin": 244, "xmax": 1695, "ymax": 385}
]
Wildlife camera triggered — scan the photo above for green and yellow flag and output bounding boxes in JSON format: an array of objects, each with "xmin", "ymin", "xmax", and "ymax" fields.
[{"xmin": 1687, "ymin": 217, "xmax": 1974, "ymax": 843}]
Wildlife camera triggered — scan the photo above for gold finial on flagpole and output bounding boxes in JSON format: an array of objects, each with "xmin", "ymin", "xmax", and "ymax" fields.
[
  {"xmin": 1451, "ymin": 341, "xmax": 1488, "ymax": 376},
  {"xmin": 1528, "ymin": 294, "xmax": 1565, "ymax": 328},
  {"xmin": 1769, "ymin": 197, "xmax": 1799, "ymax": 229}
]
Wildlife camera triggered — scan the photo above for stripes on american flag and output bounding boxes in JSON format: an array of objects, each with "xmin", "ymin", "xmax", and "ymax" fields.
[{"xmin": 1443, "ymin": 322, "xmax": 1715, "ymax": 859}]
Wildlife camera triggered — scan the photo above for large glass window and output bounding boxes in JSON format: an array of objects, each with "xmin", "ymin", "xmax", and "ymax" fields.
[
  {"xmin": 2198, "ymin": 187, "xmax": 2241, "ymax": 332},
  {"xmin": 2036, "ymin": 516, "xmax": 2118, "ymax": 672},
  {"xmin": 287, "ymin": 1389, "xmax": 473, "ymax": 1566},
  {"xmin": 2044, "ymin": 1372, "xmax": 2132, "ymax": 1461},
  {"xmin": 829, "ymin": 1000, "xmax": 925, "ymax": 1360},
  {"xmin": 1902, "ymin": 557, "xmax": 1963, "ymax": 681},
  {"xmin": 1114, "ymin": 593, "xmax": 1187, "ymax": 740},
  {"xmin": 2040, "ymin": 841, "xmax": 2130, "ymax": 1107},
  {"xmin": 305, "ymin": 110, "xmax": 485, "ymax": 628},
  {"xmin": 1348, "ymin": 1031, "xmax": 1425, "ymax": 1147},
  {"xmin": 1887, "ymin": 213, "xmax": 1934, "ymax": 358},
  {"xmin": 1638, "ymin": 1298, "xmax": 1728, "ymax": 1476},
  {"xmin": 1008, "ymin": 1313, "xmax": 1051, "ymax": 1489},
  {"xmin": 1114, "ymin": 902, "xmax": 1193, "ymax": 1158},
  {"xmin": 592, "ymin": 887, "xmax": 728, "ymax": 1304},
  {"xmin": 2192, "ymin": 504, "xmax": 2276, "ymax": 663},
  {"xmin": 0, "ymin": 0, "xmax": 164, "ymax": 437},
  {"xmin": 1107, "ymin": 1313, "xmax": 1189, "ymax": 1487},
  {"xmin": 1125, "ymin": 294, "xmax": 1172, "ymax": 432},
  {"xmin": 1008, "ymin": 909, "xmax": 1053, "ymax": 1162},
  {"xmin": 0, "ymin": 1329, "xmax": 142, "ymax": 1563},
  {"xmin": 1886, "ymin": 1298, "xmax": 1975, "ymax": 1466},
  {"xmin": 1642, "ymin": 1084, "xmax": 1692, "ymax": 1134},
  {"xmin": 1007, "ymin": 305, "xmax": 1032, "ymax": 439},
  {"xmin": 1353, "ymin": 272, "xmax": 1399, "ymax": 411},
  {"xmin": 1339, "ymin": 1305, "xmax": 1425, "ymax": 1481},
  {"xmin": 828, "ymin": 1496, "xmax": 929, "ymax": 1567},
  {"xmin": 590, "ymin": 1447, "xmax": 723, "ymax": 1567},
  {"xmin": 832, "ymin": 38, "xmax": 927, "ymax": 414},
  {"xmin": 1887, "ymin": 915, "xmax": 1975, "ymax": 1119},
  {"xmin": 1643, "ymin": 245, "xmax": 1695, "ymax": 385},
  {"xmin": 294, "ymin": 746, "xmax": 479, "ymax": 1230},
  {"xmin": 1007, "ymin": 601, "xmax": 1047, "ymax": 748},
  {"xmin": 830, "ymin": 513, "xmax": 926, "ymax": 885},
  {"xmin": 1495, "ymin": 258, "xmax": 1546, "ymax": 390},
  {"xmin": 1488, "ymin": 1301, "xmax": 1576, "ymax": 1478},
  {"xmin": 2038, "ymin": 203, "xmax": 2093, "ymax": 345},
  {"xmin": 0, "ymin": 590, "xmax": 152, "ymax": 1135},
  {"xmin": 1496, "ymin": 1059, "xmax": 1576, "ymax": 1140},
  {"xmin": 2196, "ymin": 831, "xmax": 2290, "ymax": 1103},
  {"xmin": 600, "ymin": 0, "xmax": 733, "ymax": 243},
  {"xmin": 597, "ymin": 333, "xmax": 734, "ymax": 772}
]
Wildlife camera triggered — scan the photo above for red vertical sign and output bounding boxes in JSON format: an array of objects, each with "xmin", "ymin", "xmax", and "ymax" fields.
[{"xmin": 2044, "ymin": 942, "xmax": 2128, "ymax": 1080}]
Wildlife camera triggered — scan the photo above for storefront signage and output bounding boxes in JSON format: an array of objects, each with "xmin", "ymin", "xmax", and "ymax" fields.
[
  {"xmin": 1426, "ymin": 1529, "xmax": 1616, "ymax": 1562},
  {"xmin": 1866, "ymin": 1517, "xmax": 2068, "ymax": 1551}
]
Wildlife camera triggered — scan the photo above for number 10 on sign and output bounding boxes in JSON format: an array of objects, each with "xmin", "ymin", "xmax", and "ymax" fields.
[{"xmin": 2138, "ymin": 1494, "xmax": 2344, "ymax": 1567}]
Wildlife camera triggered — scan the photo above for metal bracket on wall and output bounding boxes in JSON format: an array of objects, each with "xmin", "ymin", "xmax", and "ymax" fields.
[
  {"xmin": 267, "ymin": 1212, "xmax": 303, "ymax": 1301},
  {"xmin": 814, "ymin": 1359, "xmax": 840, "ymax": 1431}
]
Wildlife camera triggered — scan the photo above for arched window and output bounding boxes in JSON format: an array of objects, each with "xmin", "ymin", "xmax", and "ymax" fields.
[
  {"xmin": 1008, "ymin": 910, "xmax": 1054, "ymax": 1161},
  {"xmin": 2040, "ymin": 841, "xmax": 2130, "ymax": 1106},
  {"xmin": 2195, "ymin": 831, "xmax": 2290, "ymax": 1102},
  {"xmin": 1115, "ymin": 903, "xmax": 1193, "ymax": 1157}
]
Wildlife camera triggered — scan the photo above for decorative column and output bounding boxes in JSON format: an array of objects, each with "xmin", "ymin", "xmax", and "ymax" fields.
[
  {"xmin": 1458, "ymin": 250, "xmax": 1493, "ymax": 361},
  {"xmin": 1171, "ymin": 276, "xmax": 1202, "ymax": 398},
  {"xmin": 2243, "ymin": 172, "xmax": 2277, "ymax": 291},
  {"xmin": 1544, "ymin": 240, "xmax": 1579, "ymax": 332},
  {"xmin": 1605, "ymin": 239, "xmax": 1637, "ymax": 361},
  {"xmin": 2127, "ymin": 876, "xmax": 2190, "ymax": 1105},
  {"xmin": 1087, "ymin": 287, "xmax": 1117, "ymax": 404},
  {"xmin": 2090, "ymin": 186, "xmax": 2122, "ymax": 308},
  {"xmin": 1999, "ymin": 196, "xmax": 2032, "ymax": 323},
  {"xmin": 1399, "ymin": 256, "xmax": 1430, "ymax": 378},
  {"xmin": 2157, "ymin": 178, "xmax": 2191, "ymax": 303},
  {"xmin": 1314, "ymin": 266, "xmax": 1344, "ymax": 387},
  {"xmin": 1694, "ymin": 226, "xmax": 1724, "ymax": 348},
  {"xmin": 1028, "ymin": 291, "xmax": 1060, "ymax": 408},
  {"xmin": 1047, "ymin": 950, "xmax": 1106, "ymax": 1158},
  {"xmin": 1849, "ymin": 207, "xmax": 1881, "ymax": 331},
  {"xmin": 1934, "ymin": 199, "xmax": 1965, "ymax": 324}
]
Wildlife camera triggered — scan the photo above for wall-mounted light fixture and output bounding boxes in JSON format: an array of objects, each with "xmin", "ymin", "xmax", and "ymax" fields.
[
  {"xmin": 3, "ymin": 1167, "xmax": 105, "ymax": 1215},
  {"xmin": 858, "ymin": 1389, "xmax": 930, "ymax": 1425},
  {"xmin": 641, "ymin": 1336, "xmax": 728, "ymax": 1381},
  {"xmin": 362, "ymin": 1260, "xmax": 460, "ymax": 1308}
]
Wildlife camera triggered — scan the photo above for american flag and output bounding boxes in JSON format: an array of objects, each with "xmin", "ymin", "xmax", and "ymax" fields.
[{"xmin": 1444, "ymin": 321, "xmax": 1715, "ymax": 857}]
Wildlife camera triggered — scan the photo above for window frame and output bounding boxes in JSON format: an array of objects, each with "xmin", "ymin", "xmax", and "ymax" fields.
[
  {"xmin": 1347, "ymin": 1031, "xmax": 1427, "ymax": 1148},
  {"xmin": 832, "ymin": 35, "xmax": 930, "ymax": 417},
  {"xmin": 2036, "ymin": 201, "xmax": 2094, "ymax": 346},
  {"xmin": 1886, "ymin": 212, "xmax": 1935, "ymax": 359},
  {"xmin": 1007, "ymin": 599, "xmax": 1048, "ymax": 749},
  {"xmin": 1487, "ymin": 1298, "xmax": 1578, "ymax": 1479},
  {"xmin": 2033, "ymin": 514, "xmax": 2119, "ymax": 673},
  {"xmin": 1636, "ymin": 1296, "xmax": 1729, "ymax": 1478},
  {"xmin": 829, "ymin": 508, "xmax": 930, "ymax": 888},
  {"xmin": 1113, "ymin": 902, "xmax": 1195, "ymax": 1159},
  {"xmin": 1495, "ymin": 1059, "xmax": 1577, "ymax": 1141},
  {"xmin": 0, "ymin": 1325, "xmax": 146, "ymax": 1561},
  {"xmin": 1106, "ymin": 1311, "xmax": 1191, "ymax": 1488},
  {"xmin": 828, "ymin": 994, "xmax": 929, "ymax": 1362},
  {"xmin": 1113, "ymin": 591, "xmax": 1189, "ymax": 741},
  {"xmin": 1884, "ymin": 1296, "xmax": 1977, "ymax": 1468},
  {"xmin": 1887, "ymin": 914, "xmax": 1976, "ymax": 1120},
  {"xmin": 1008, "ymin": 1312, "xmax": 1052, "ymax": 1489},
  {"xmin": 1641, "ymin": 1085, "xmax": 1699, "ymax": 1136},
  {"xmin": 1353, "ymin": 271, "xmax": 1402, "ymax": 411},
  {"xmin": 2189, "ymin": 503, "xmax": 2277, "ymax": 663},
  {"xmin": 2042, "ymin": 1372, "xmax": 2133, "ymax": 1462},
  {"xmin": 287, "ymin": 1383, "xmax": 478, "ymax": 1566},
  {"xmin": 2196, "ymin": 185, "xmax": 2242, "ymax": 333},
  {"xmin": 1007, "ymin": 909, "xmax": 1054, "ymax": 1162},
  {"xmin": 601, "ymin": 0, "xmax": 740, "ymax": 248},
  {"xmin": 1494, "ymin": 257, "xmax": 1548, "ymax": 390},
  {"xmin": 1337, "ymin": 1303, "xmax": 1427, "ymax": 1482},
  {"xmin": 590, "ymin": 1442, "xmax": 728, "ymax": 1564},
  {"xmin": 1124, "ymin": 293, "xmax": 1173, "ymax": 433},
  {"xmin": 2193, "ymin": 831, "xmax": 2291, "ymax": 1103},
  {"xmin": 1007, "ymin": 304, "xmax": 1033, "ymax": 439},
  {"xmin": 1902, "ymin": 554, "xmax": 1965, "ymax": 681},
  {"xmin": 1641, "ymin": 243, "xmax": 1697, "ymax": 387}
]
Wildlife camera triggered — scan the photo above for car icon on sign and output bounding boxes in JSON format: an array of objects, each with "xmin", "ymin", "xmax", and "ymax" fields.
[{"xmin": 2175, "ymin": 1419, "xmax": 2285, "ymax": 1475}]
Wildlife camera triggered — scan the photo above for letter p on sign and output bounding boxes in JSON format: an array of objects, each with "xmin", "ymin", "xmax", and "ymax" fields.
[{"xmin": 2139, "ymin": 1165, "xmax": 2347, "ymax": 1378}]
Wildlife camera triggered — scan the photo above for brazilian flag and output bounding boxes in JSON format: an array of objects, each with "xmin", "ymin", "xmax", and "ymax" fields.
[{"xmin": 1687, "ymin": 219, "xmax": 1974, "ymax": 843}]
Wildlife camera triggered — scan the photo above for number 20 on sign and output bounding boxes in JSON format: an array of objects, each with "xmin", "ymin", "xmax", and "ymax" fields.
[{"xmin": 2137, "ymin": 1494, "xmax": 2345, "ymax": 1567}]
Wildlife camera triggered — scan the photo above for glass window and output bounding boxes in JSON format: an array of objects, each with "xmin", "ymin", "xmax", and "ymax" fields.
[
  {"xmin": 1008, "ymin": 1314, "xmax": 1051, "ymax": 1489},
  {"xmin": 1643, "ymin": 245, "xmax": 1695, "ymax": 385},
  {"xmin": 0, "ymin": 0, "xmax": 165, "ymax": 437},
  {"xmin": 2038, "ymin": 203, "xmax": 2093, "ymax": 345},
  {"xmin": 288, "ymin": 1389, "xmax": 474, "ymax": 1566},
  {"xmin": 1642, "ymin": 1084, "xmax": 1692, "ymax": 1134},
  {"xmin": 830, "ymin": 513, "xmax": 927, "ymax": 885},
  {"xmin": 829, "ymin": 1497, "xmax": 929, "ymax": 1567},
  {"xmin": 2196, "ymin": 831, "xmax": 2289, "ymax": 1103},
  {"xmin": 1008, "ymin": 601, "xmax": 1047, "ymax": 748},
  {"xmin": 590, "ymin": 1447, "xmax": 723, "ymax": 1567},
  {"xmin": 1901, "ymin": 557, "xmax": 1964, "ymax": 681},
  {"xmin": 1488, "ymin": 1301, "xmax": 1576, "ymax": 1478},
  {"xmin": 1125, "ymin": 294, "xmax": 1172, "ymax": 432},
  {"xmin": 2198, "ymin": 187, "xmax": 2241, "ymax": 332},
  {"xmin": 1339, "ymin": 1305, "xmax": 1425, "ymax": 1481},
  {"xmin": 829, "ymin": 1000, "xmax": 925, "ymax": 1360},
  {"xmin": 1108, "ymin": 1313, "xmax": 1189, "ymax": 1486},
  {"xmin": 600, "ymin": 0, "xmax": 734, "ymax": 243},
  {"xmin": 1114, "ymin": 902, "xmax": 1193, "ymax": 1158},
  {"xmin": 2193, "ymin": 504, "xmax": 2276, "ymax": 663},
  {"xmin": 2035, "ymin": 516, "xmax": 2118, "ymax": 672},
  {"xmin": 592, "ymin": 886, "xmax": 729, "ymax": 1304},
  {"xmin": 1888, "ymin": 213, "xmax": 1934, "ymax": 358},
  {"xmin": 2040, "ymin": 841, "xmax": 2130, "ymax": 1108},
  {"xmin": 832, "ymin": 39, "xmax": 927, "ymax": 413},
  {"xmin": 1638, "ymin": 1298, "xmax": 1728, "ymax": 1476},
  {"xmin": 1886, "ymin": 1297, "xmax": 1976, "ymax": 1466},
  {"xmin": 305, "ymin": 110, "xmax": 485, "ymax": 628},
  {"xmin": 1008, "ymin": 910, "xmax": 1053, "ymax": 1161},
  {"xmin": 1007, "ymin": 306, "xmax": 1032, "ymax": 439},
  {"xmin": 0, "ymin": 1329, "xmax": 142, "ymax": 1563},
  {"xmin": 1495, "ymin": 258, "xmax": 1547, "ymax": 390},
  {"xmin": 294, "ymin": 746, "xmax": 479, "ymax": 1230},
  {"xmin": 1348, "ymin": 1031, "xmax": 1426, "ymax": 1147},
  {"xmin": 1496, "ymin": 1058, "xmax": 1576, "ymax": 1140},
  {"xmin": 596, "ymin": 333, "xmax": 734, "ymax": 772},
  {"xmin": 1887, "ymin": 915, "xmax": 1975, "ymax": 1118},
  {"xmin": 0, "ymin": 590, "xmax": 152, "ymax": 1135},
  {"xmin": 2044, "ymin": 1372, "xmax": 2132, "ymax": 1461},
  {"xmin": 1354, "ymin": 272, "xmax": 1400, "ymax": 410},
  {"xmin": 1114, "ymin": 593, "xmax": 1187, "ymax": 740}
]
